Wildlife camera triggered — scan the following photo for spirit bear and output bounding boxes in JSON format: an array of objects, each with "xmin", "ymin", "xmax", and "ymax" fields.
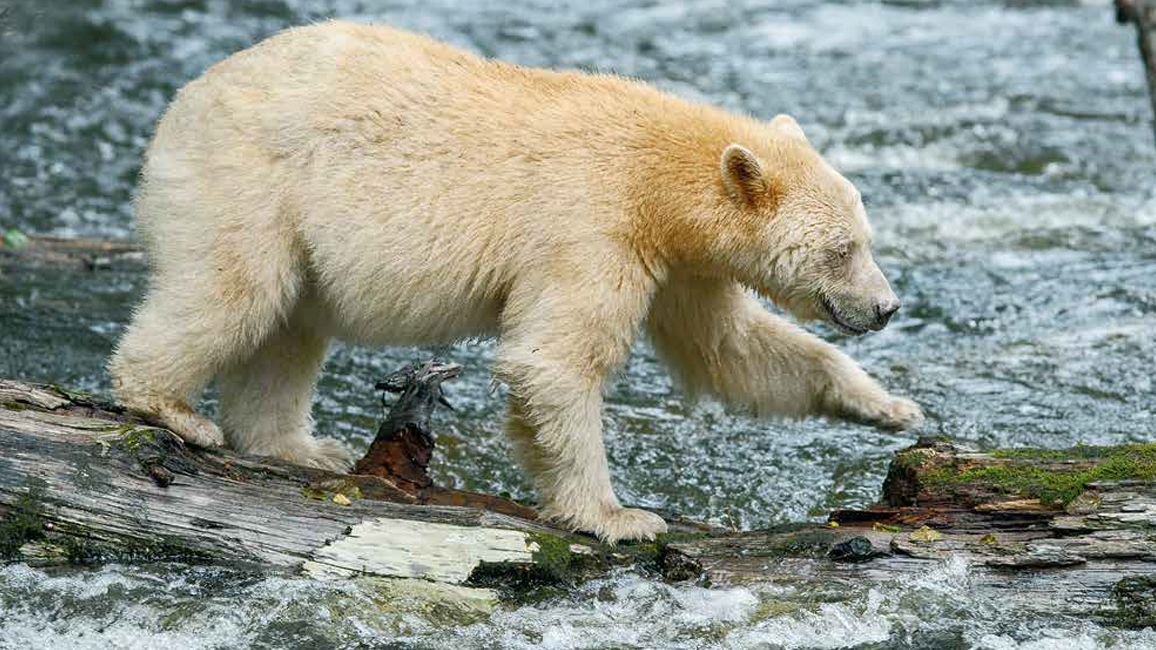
[{"xmin": 109, "ymin": 21, "xmax": 922, "ymax": 543}]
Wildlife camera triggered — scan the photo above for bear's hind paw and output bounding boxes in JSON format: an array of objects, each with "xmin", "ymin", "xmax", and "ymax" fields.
[
  {"xmin": 156, "ymin": 407, "xmax": 226, "ymax": 448},
  {"xmin": 598, "ymin": 507, "xmax": 669, "ymax": 544},
  {"xmin": 282, "ymin": 437, "xmax": 356, "ymax": 473}
]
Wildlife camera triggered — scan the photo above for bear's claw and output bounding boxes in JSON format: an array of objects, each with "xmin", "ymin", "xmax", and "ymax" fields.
[
  {"xmin": 874, "ymin": 396, "xmax": 924, "ymax": 430},
  {"xmin": 153, "ymin": 406, "xmax": 226, "ymax": 448},
  {"xmin": 545, "ymin": 505, "xmax": 669, "ymax": 544},
  {"xmin": 302, "ymin": 437, "xmax": 357, "ymax": 472}
]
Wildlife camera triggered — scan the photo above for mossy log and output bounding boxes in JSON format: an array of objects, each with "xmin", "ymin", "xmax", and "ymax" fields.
[
  {"xmin": 0, "ymin": 378, "xmax": 713, "ymax": 608},
  {"xmin": 2, "ymin": 380, "xmax": 1154, "ymax": 624}
]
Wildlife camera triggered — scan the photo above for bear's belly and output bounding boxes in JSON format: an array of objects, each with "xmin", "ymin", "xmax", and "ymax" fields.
[{"xmin": 303, "ymin": 267, "xmax": 506, "ymax": 348}]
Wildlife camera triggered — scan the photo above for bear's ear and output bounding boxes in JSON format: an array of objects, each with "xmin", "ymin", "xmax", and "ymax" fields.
[
  {"xmin": 720, "ymin": 144, "xmax": 769, "ymax": 207},
  {"xmin": 771, "ymin": 114, "xmax": 808, "ymax": 143}
]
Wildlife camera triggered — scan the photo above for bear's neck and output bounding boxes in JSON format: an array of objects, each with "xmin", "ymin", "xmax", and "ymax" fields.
[{"xmin": 615, "ymin": 95, "xmax": 769, "ymax": 285}]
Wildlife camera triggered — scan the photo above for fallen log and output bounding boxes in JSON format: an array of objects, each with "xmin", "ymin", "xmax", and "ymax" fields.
[
  {"xmin": 2, "ymin": 375, "xmax": 1154, "ymax": 626},
  {"xmin": 0, "ymin": 234, "xmax": 143, "ymax": 269},
  {"xmin": 1118, "ymin": 0, "xmax": 1156, "ymax": 143}
]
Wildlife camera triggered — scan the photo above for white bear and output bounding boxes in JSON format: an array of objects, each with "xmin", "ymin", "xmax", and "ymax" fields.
[{"xmin": 108, "ymin": 21, "xmax": 922, "ymax": 543}]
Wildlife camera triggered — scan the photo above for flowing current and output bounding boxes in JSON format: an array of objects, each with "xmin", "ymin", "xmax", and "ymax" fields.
[{"xmin": 1, "ymin": 1, "xmax": 1154, "ymax": 648}]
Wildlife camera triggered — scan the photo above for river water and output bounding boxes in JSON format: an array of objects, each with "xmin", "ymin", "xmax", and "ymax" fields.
[{"xmin": 1, "ymin": 1, "xmax": 1155, "ymax": 648}]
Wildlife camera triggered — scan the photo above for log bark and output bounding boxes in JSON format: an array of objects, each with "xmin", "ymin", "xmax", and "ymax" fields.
[
  {"xmin": 1118, "ymin": 0, "xmax": 1156, "ymax": 143},
  {"xmin": 2, "ymin": 380, "xmax": 1154, "ymax": 625}
]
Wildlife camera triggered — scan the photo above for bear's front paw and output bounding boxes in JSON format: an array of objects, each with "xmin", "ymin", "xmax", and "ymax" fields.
[
  {"xmin": 595, "ymin": 507, "xmax": 669, "ymax": 544},
  {"xmin": 544, "ymin": 505, "xmax": 669, "ymax": 544},
  {"xmin": 870, "ymin": 396, "xmax": 924, "ymax": 430}
]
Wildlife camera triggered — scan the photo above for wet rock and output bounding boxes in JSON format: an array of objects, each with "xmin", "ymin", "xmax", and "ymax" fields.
[
  {"xmin": 659, "ymin": 546, "xmax": 703, "ymax": 582},
  {"xmin": 827, "ymin": 536, "xmax": 881, "ymax": 563},
  {"xmin": 1109, "ymin": 576, "xmax": 1156, "ymax": 629}
]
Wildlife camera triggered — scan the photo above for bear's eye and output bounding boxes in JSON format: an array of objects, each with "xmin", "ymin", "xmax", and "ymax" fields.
[{"xmin": 836, "ymin": 242, "xmax": 850, "ymax": 259}]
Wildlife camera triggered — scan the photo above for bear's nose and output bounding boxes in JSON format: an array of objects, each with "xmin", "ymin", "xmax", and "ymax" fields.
[{"xmin": 873, "ymin": 299, "xmax": 900, "ymax": 330}]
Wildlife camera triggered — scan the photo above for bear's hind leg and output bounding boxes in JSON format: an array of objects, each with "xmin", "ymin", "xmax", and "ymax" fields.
[
  {"xmin": 217, "ymin": 323, "xmax": 352, "ymax": 472},
  {"xmin": 109, "ymin": 225, "xmax": 308, "ymax": 448},
  {"xmin": 108, "ymin": 289, "xmax": 249, "ymax": 448}
]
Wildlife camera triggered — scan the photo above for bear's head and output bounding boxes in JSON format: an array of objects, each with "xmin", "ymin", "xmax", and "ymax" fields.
[{"xmin": 716, "ymin": 114, "xmax": 899, "ymax": 335}]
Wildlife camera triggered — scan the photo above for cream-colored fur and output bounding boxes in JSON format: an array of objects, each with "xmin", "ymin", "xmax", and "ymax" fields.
[{"xmin": 108, "ymin": 21, "xmax": 921, "ymax": 543}]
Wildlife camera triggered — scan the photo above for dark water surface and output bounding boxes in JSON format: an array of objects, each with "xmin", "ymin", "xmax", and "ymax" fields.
[{"xmin": 2, "ymin": 1, "xmax": 1155, "ymax": 648}]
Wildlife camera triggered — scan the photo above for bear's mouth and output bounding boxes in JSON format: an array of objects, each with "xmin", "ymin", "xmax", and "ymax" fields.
[{"xmin": 820, "ymin": 295, "xmax": 867, "ymax": 336}]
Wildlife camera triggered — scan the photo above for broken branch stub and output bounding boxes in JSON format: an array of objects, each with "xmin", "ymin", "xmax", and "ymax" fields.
[{"xmin": 353, "ymin": 360, "xmax": 462, "ymax": 494}]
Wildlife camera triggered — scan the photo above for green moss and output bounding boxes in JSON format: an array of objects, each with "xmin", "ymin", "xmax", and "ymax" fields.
[
  {"xmin": 927, "ymin": 443, "xmax": 1156, "ymax": 507},
  {"xmin": 301, "ymin": 485, "xmax": 328, "ymax": 500},
  {"xmin": 1108, "ymin": 576, "xmax": 1156, "ymax": 628},
  {"xmin": 990, "ymin": 444, "xmax": 1138, "ymax": 461},
  {"xmin": 526, "ymin": 531, "xmax": 577, "ymax": 581},
  {"xmin": 0, "ymin": 485, "xmax": 47, "ymax": 558},
  {"xmin": 120, "ymin": 427, "xmax": 157, "ymax": 450},
  {"xmin": 466, "ymin": 531, "xmax": 613, "ymax": 603},
  {"xmin": 894, "ymin": 448, "xmax": 936, "ymax": 470},
  {"xmin": 3, "ymin": 229, "xmax": 29, "ymax": 248},
  {"xmin": 632, "ymin": 541, "xmax": 659, "ymax": 556},
  {"xmin": 49, "ymin": 384, "xmax": 88, "ymax": 403},
  {"xmin": 302, "ymin": 479, "xmax": 364, "ymax": 502}
]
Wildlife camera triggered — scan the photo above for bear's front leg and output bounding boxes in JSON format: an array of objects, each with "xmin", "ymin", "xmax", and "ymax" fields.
[
  {"xmin": 495, "ymin": 277, "xmax": 667, "ymax": 543},
  {"xmin": 817, "ymin": 346, "xmax": 924, "ymax": 430},
  {"xmin": 648, "ymin": 277, "xmax": 923, "ymax": 429},
  {"xmin": 503, "ymin": 390, "xmax": 667, "ymax": 543}
]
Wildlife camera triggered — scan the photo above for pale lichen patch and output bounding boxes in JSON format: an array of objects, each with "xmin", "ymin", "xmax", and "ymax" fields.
[{"xmin": 303, "ymin": 518, "xmax": 535, "ymax": 583}]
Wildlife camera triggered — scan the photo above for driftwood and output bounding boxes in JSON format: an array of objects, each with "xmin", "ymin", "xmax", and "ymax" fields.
[
  {"xmin": 2, "ymin": 373, "xmax": 1155, "ymax": 626},
  {"xmin": 1118, "ymin": 0, "xmax": 1156, "ymax": 142},
  {"xmin": 0, "ymin": 234, "xmax": 143, "ymax": 269}
]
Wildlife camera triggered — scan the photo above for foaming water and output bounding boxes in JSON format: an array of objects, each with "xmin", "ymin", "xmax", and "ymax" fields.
[
  {"xmin": 6, "ymin": 559, "xmax": 1155, "ymax": 650},
  {"xmin": 2, "ymin": 0, "xmax": 1155, "ymax": 647}
]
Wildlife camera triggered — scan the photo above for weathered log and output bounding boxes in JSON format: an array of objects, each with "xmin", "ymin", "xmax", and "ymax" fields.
[
  {"xmin": 0, "ymin": 378, "xmax": 712, "ymax": 606},
  {"xmin": 0, "ymin": 234, "xmax": 143, "ymax": 269},
  {"xmin": 2, "ymin": 379, "xmax": 1155, "ymax": 625},
  {"xmin": 1118, "ymin": 0, "xmax": 1156, "ymax": 143}
]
